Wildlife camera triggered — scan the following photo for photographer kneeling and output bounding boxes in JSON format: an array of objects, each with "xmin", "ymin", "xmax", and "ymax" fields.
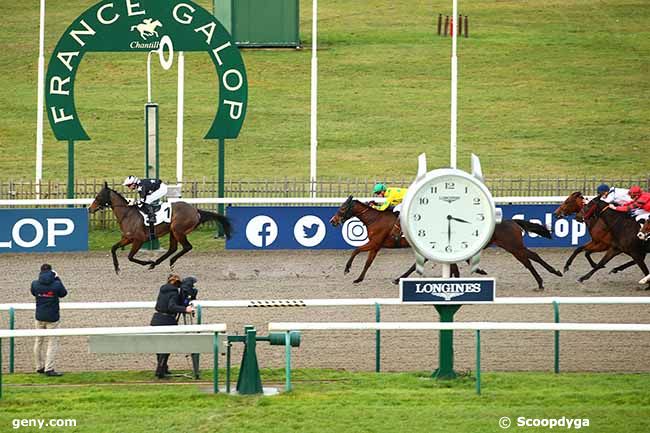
[{"xmin": 151, "ymin": 274, "xmax": 194, "ymax": 378}]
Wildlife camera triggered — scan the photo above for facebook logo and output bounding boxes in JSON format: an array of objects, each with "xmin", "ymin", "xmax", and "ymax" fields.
[{"xmin": 245, "ymin": 215, "xmax": 278, "ymax": 247}]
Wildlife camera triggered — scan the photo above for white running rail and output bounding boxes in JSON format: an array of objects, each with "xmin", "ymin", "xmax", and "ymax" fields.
[
  {"xmin": 0, "ymin": 323, "xmax": 226, "ymax": 338},
  {"xmin": 0, "ymin": 196, "xmax": 570, "ymax": 207},
  {"xmin": 268, "ymin": 321, "xmax": 650, "ymax": 332},
  {"xmin": 2, "ymin": 297, "xmax": 650, "ymax": 311}
]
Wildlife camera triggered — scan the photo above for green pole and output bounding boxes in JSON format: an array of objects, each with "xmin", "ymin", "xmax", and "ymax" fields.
[
  {"xmin": 375, "ymin": 303, "xmax": 381, "ymax": 372},
  {"xmin": 0, "ymin": 337, "xmax": 3, "ymax": 400},
  {"xmin": 213, "ymin": 333, "xmax": 219, "ymax": 394},
  {"xmin": 67, "ymin": 140, "xmax": 75, "ymax": 199},
  {"xmin": 433, "ymin": 305, "xmax": 461, "ymax": 379},
  {"xmin": 226, "ymin": 342, "xmax": 231, "ymax": 393},
  {"xmin": 216, "ymin": 138, "xmax": 225, "ymax": 238},
  {"xmin": 553, "ymin": 301, "xmax": 560, "ymax": 374},
  {"xmin": 9, "ymin": 308, "xmax": 14, "ymax": 374},
  {"xmin": 284, "ymin": 331, "xmax": 292, "ymax": 392},
  {"xmin": 476, "ymin": 330, "xmax": 481, "ymax": 395}
]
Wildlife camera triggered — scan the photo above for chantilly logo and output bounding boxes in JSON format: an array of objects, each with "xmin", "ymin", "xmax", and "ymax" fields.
[
  {"xmin": 130, "ymin": 18, "xmax": 163, "ymax": 48},
  {"xmin": 414, "ymin": 282, "xmax": 482, "ymax": 301},
  {"xmin": 131, "ymin": 18, "xmax": 163, "ymax": 40}
]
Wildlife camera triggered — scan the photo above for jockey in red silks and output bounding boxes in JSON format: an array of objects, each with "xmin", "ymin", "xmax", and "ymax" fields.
[{"xmin": 608, "ymin": 185, "xmax": 650, "ymax": 223}]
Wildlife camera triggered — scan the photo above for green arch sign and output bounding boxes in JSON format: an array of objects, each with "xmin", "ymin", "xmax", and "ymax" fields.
[{"xmin": 46, "ymin": 0, "xmax": 248, "ymax": 141}]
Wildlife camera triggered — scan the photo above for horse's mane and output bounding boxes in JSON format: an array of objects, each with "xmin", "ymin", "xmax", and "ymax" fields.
[
  {"xmin": 593, "ymin": 198, "xmax": 637, "ymax": 230},
  {"xmin": 100, "ymin": 184, "xmax": 130, "ymax": 206},
  {"xmin": 352, "ymin": 199, "xmax": 372, "ymax": 209}
]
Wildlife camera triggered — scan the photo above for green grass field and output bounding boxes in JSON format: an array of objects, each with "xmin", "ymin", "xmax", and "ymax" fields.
[
  {"xmin": 1, "ymin": 370, "xmax": 648, "ymax": 432},
  {"xmin": 1, "ymin": 0, "xmax": 649, "ymax": 182}
]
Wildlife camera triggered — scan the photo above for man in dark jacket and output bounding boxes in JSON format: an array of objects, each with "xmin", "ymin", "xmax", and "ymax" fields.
[
  {"xmin": 31, "ymin": 263, "xmax": 67, "ymax": 376},
  {"xmin": 150, "ymin": 274, "xmax": 193, "ymax": 378}
]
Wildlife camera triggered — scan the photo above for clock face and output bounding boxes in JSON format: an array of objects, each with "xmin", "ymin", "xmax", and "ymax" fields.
[{"xmin": 402, "ymin": 169, "xmax": 496, "ymax": 263}]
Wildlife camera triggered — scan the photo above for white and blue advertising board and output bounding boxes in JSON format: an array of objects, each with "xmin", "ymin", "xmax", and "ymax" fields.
[
  {"xmin": 0, "ymin": 209, "xmax": 88, "ymax": 253},
  {"xmin": 226, "ymin": 204, "xmax": 587, "ymax": 250},
  {"xmin": 400, "ymin": 278, "xmax": 495, "ymax": 304}
]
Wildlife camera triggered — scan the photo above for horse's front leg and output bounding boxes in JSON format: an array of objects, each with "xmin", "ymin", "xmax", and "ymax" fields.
[
  {"xmin": 111, "ymin": 237, "xmax": 132, "ymax": 274},
  {"xmin": 127, "ymin": 240, "xmax": 155, "ymax": 267},
  {"xmin": 392, "ymin": 262, "xmax": 419, "ymax": 285},
  {"xmin": 609, "ymin": 259, "xmax": 635, "ymax": 274},
  {"xmin": 149, "ymin": 235, "xmax": 178, "ymax": 270},
  {"xmin": 344, "ymin": 248, "xmax": 363, "ymax": 274},
  {"xmin": 577, "ymin": 248, "xmax": 619, "ymax": 283},
  {"xmin": 354, "ymin": 249, "xmax": 380, "ymax": 283},
  {"xmin": 563, "ymin": 245, "xmax": 585, "ymax": 273}
]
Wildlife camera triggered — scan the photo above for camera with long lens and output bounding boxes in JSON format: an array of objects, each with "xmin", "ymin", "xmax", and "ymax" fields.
[{"xmin": 179, "ymin": 276, "xmax": 198, "ymax": 307}]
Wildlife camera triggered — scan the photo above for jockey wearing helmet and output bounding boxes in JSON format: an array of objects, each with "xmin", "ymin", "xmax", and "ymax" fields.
[
  {"xmin": 372, "ymin": 183, "xmax": 406, "ymax": 212},
  {"xmin": 608, "ymin": 185, "xmax": 650, "ymax": 223},
  {"xmin": 123, "ymin": 175, "xmax": 168, "ymax": 239},
  {"xmin": 371, "ymin": 183, "xmax": 407, "ymax": 241},
  {"xmin": 597, "ymin": 183, "xmax": 631, "ymax": 206}
]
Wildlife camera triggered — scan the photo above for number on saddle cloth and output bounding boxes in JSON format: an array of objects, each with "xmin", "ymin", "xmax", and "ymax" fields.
[{"xmin": 139, "ymin": 202, "xmax": 172, "ymax": 226}]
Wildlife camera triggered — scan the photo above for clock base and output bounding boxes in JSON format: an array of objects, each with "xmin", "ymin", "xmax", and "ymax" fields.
[{"xmin": 432, "ymin": 304, "xmax": 461, "ymax": 380}]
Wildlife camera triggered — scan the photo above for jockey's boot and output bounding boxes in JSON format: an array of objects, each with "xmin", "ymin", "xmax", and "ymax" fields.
[
  {"xmin": 142, "ymin": 203, "xmax": 156, "ymax": 241},
  {"xmin": 391, "ymin": 212, "xmax": 402, "ymax": 245}
]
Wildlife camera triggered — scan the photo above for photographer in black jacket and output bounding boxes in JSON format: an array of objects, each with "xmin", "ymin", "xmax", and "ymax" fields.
[
  {"xmin": 31, "ymin": 263, "xmax": 67, "ymax": 376},
  {"xmin": 151, "ymin": 274, "xmax": 194, "ymax": 378}
]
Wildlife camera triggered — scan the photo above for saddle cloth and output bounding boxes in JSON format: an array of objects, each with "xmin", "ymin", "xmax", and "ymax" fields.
[
  {"xmin": 631, "ymin": 209, "xmax": 650, "ymax": 223},
  {"xmin": 138, "ymin": 202, "xmax": 172, "ymax": 226}
]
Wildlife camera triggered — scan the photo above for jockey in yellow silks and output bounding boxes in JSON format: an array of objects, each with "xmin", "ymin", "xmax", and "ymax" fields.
[
  {"xmin": 371, "ymin": 184, "xmax": 406, "ymax": 212},
  {"xmin": 371, "ymin": 183, "xmax": 406, "ymax": 241}
]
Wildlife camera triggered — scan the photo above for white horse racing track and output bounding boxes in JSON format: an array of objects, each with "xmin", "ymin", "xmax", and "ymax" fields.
[{"xmin": 1, "ymin": 248, "xmax": 649, "ymax": 373}]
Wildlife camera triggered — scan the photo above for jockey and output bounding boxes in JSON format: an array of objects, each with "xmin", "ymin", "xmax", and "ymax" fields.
[
  {"xmin": 371, "ymin": 183, "xmax": 406, "ymax": 240},
  {"xmin": 608, "ymin": 185, "xmax": 650, "ymax": 223},
  {"xmin": 598, "ymin": 183, "xmax": 631, "ymax": 206},
  {"xmin": 371, "ymin": 183, "xmax": 406, "ymax": 212},
  {"xmin": 123, "ymin": 175, "xmax": 168, "ymax": 239}
]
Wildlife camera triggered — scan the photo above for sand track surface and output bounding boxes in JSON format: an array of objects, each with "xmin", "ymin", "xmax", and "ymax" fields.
[{"xmin": 2, "ymin": 248, "xmax": 649, "ymax": 373}]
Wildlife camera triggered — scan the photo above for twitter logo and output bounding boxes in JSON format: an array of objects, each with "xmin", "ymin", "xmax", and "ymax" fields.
[
  {"xmin": 303, "ymin": 223, "xmax": 319, "ymax": 239},
  {"xmin": 294, "ymin": 215, "xmax": 326, "ymax": 247}
]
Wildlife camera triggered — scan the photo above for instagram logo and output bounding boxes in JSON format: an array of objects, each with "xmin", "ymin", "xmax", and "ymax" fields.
[{"xmin": 342, "ymin": 218, "xmax": 368, "ymax": 247}]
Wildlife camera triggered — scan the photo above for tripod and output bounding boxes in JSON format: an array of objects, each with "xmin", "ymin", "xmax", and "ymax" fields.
[{"xmin": 181, "ymin": 312, "xmax": 201, "ymax": 379}]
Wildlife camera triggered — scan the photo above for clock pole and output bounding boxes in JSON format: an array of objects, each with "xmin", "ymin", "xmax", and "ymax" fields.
[{"xmin": 399, "ymin": 0, "xmax": 499, "ymax": 382}]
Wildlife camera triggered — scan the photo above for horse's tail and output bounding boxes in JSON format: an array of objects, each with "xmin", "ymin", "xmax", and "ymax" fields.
[
  {"xmin": 513, "ymin": 219, "xmax": 552, "ymax": 239},
  {"xmin": 130, "ymin": 25, "xmax": 137, "ymax": 31},
  {"xmin": 197, "ymin": 209, "xmax": 232, "ymax": 239}
]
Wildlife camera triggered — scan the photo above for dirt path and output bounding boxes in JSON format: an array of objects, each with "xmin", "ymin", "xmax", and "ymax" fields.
[{"xmin": 2, "ymin": 248, "xmax": 649, "ymax": 374}]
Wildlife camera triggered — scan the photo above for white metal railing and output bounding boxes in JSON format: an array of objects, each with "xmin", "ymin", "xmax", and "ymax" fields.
[
  {"xmin": 268, "ymin": 320, "xmax": 650, "ymax": 394},
  {"xmin": 267, "ymin": 321, "xmax": 650, "ymax": 332},
  {"xmin": 0, "ymin": 196, "xmax": 569, "ymax": 207},
  {"xmin": 0, "ymin": 323, "xmax": 226, "ymax": 338},
  {"xmin": 0, "ymin": 323, "xmax": 227, "ymax": 398},
  {"xmin": 2, "ymin": 296, "xmax": 650, "ymax": 311}
]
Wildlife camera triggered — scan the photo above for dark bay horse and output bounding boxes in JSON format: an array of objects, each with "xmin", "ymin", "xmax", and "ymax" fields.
[
  {"xmin": 574, "ymin": 198, "xmax": 649, "ymax": 286},
  {"xmin": 394, "ymin": 219, "xmax": 563, "ymax": 290},
  {"xmin": 554, "ymin": 191, "xmax": 635, "ymax": 274},
  {"xmin": 330, "ymin": 197, "xmax": 562, "ymax": 288},
  {"xmin": 89, "ymin": 182, "xmax": 232, "ymax": 274},
  {"xmin": 329, "ymin": 197, "xmax": 409, "ymax": 283}
]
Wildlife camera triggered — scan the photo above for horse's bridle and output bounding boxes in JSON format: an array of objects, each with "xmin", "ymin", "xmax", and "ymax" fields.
[
  {"xmin": 93, "ymin": 188, "xmax": 130, "ymax": 211},
  {"xmin": 341, "ymin": 200, "xmax": 355, "ymax": 222}
]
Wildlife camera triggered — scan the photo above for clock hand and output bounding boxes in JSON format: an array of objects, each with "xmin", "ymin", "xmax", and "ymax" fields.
[
  {"xmin": 447, "ymin": 215, "xmax": 452, "ymax": 243},
  {"xmin": 450, "ymin": 216, "xmax": 471, "ymax": 224}
]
